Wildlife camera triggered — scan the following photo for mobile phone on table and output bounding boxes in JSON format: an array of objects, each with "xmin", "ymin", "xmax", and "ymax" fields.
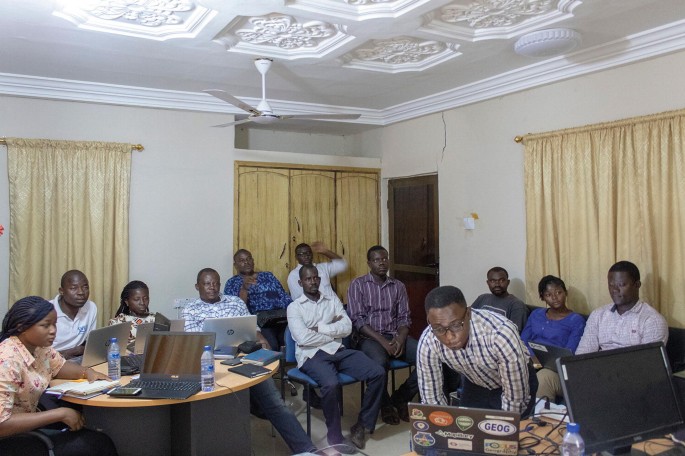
[
  {"xmin": 221, "ymin": 358, "xmax": 242, "ymax": 366},
  {"xmin": 108, "ymin": 387, "xmax": 142, "ymax": 397}
]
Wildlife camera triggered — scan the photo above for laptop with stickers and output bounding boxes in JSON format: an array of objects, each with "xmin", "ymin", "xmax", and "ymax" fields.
[{"xmin": 408, "ymin": 403, "xmax": 520, "ymax": 456}]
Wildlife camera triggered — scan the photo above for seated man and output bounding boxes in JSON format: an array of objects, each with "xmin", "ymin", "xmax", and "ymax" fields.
[
  {"xmin": 287, "ymin": 241, "xmax": 347, "ymax": 299},
  {"xmin": 183, "ymin": 268, "xmax": 316, "ymax": 456},
  {"xmin": 49, "ymin": 269, "xmax": 98, "ymax": 360},
  {"xmin": 287, "ymin": 265, "xmax": 385, "ymax": 452},
  {"xmin": 418, "ymin": 286, "xmax": 537, "ymax": 418},
  {"xmin": 223, "ymin": 249, "xmax": 291, "ymax": 351},
  {"xmin": 576, "ymin": 260, "xmax": 668, "ymax": 354},
  {"xmin": 347, "ymin": 245, "xmax": 418, "ymax": 424},
  {"xmin": 471, "ymin": 266, "xmax": 528, "ymax": 332}
]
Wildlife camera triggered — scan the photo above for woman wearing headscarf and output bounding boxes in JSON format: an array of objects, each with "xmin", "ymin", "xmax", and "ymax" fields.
[{"xmin": 0, "ymin": 296, "xmax": 118, "ymax": 455}]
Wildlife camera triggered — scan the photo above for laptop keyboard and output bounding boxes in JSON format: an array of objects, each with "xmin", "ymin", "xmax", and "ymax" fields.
[
  {"xmin": 126, "ymin": 379, "xmax": 200, "ymax": 391},
  {"xmin": 121, "ymin": 354, "xmax": 145, "ymax": 375}
]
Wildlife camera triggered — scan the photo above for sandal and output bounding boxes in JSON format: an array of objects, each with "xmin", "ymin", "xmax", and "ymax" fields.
[{"xmin": 381, "ymin": 405, "xmax": 400, "ymax": 425}]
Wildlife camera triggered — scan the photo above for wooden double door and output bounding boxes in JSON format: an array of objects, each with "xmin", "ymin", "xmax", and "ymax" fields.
[{"xmin": 234, "ymin": 162, "xmax": 380, "ymax": 302}]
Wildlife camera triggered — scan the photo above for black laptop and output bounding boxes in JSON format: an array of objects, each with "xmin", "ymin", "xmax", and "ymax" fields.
[
  {"xmin": 527, "ymin": 341, "xmax": 574, "ymax": 372},
  {"xmin": 115, "ymin": 332, "xmax": 215, "ymax": 400}
]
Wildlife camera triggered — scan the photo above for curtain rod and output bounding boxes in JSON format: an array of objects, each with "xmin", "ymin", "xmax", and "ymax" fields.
[{"xmin": 0, "ymin": 138, "xmax": 144, "ymax": 151}]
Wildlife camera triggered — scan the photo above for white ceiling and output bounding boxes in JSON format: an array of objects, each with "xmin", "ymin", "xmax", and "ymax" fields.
[{"xmin": 1, "ymin": 0, "xmax": 685, "ymax": 134}]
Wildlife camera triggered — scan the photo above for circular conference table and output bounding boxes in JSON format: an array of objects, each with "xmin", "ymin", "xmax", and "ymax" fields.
[{"xmin": 55, "ymin": 359, "xmax": 279, "ymax": 456}]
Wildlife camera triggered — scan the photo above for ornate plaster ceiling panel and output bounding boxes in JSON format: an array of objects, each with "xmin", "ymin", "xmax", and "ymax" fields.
[
  {"xmin": 53, "ymin": 0, "xmax": 217, "ymax": 40},
  {"xmin": 287, "ymin": 0, "xmax": 435, "ymax": 21},
  {"xmin": 420, "ymin": 0, "xmax": 583, "ymax": 41},
  {"xmin": 213, "ymin": 14, "xmax": 355, "ymax": 60},
  {"xmin": 343, "ymin": 36, "xmax": 460, "ymax": 72}
]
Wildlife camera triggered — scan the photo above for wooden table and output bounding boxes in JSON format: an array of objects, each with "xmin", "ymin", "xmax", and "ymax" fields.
[{"xmin": 57, "ymin": 359, "xmax": 278, "ymax": 456}]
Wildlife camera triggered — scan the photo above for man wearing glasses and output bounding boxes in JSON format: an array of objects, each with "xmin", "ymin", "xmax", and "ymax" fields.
[
  {"xmin": 417, "ymin": 286, "xmax": 538, "ymax": 418},
  {"xmin": 471, "ymin": 266, "xmax": 528, "ymax": 332},
  {"xmin": 347, "ymin": 245, "xmax": 418, "ymax": 425}
]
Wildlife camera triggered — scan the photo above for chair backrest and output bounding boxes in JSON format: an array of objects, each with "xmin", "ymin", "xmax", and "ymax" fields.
[{"xmin": 284, "ymin": 326, "xmax": 297, "ymax": 363}]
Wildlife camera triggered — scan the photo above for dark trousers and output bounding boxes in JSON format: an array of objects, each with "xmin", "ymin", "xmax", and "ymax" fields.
[
  {"xmin": 300, "ymin": 347, "xmax": 385, "ymax": 444},
  {"xmin": 358, "ymin": 335, "xmax": 419, "ymax": 407},
  {"xmin": 260, "ymin": 324, "xmax": 286, "ymax": 352},
  {"xmin": 0, "ymin": 428, "xmax": 118, "ymax": 456},
  {"xmin": 460, "ymin": 362, "xmax": 539, "ymax": 419}
]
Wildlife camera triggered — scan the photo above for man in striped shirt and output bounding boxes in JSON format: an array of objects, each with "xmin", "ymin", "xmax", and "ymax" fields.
[
  {"xmin": 417, "ymin": 286, "xmax": 537, "ymax": 417},
  {"xmin": 347, "ymin": 245, "xmax": 418, "ymax": 424}
]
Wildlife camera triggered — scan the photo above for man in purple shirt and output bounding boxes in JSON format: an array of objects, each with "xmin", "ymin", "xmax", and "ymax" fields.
[{"xmin": 347, "ymin": 245, "xmax": 418, "ymax": 424}]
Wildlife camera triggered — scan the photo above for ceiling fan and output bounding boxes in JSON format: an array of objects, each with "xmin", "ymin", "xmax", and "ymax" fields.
[{"xmin": 204, "ymin": 58, "xmax": 361, "ymax": 128}]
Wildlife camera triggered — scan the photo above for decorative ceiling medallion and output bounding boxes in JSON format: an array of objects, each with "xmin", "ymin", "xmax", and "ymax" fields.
[
  {"xmin": 420, "ymin": 0, "xmax": 582, "ymax": 41},
  {"xmin": 214, "ymin": 14, "xmax": 355, "ymax": 60},
  {"xmin": 287, "ymin": 0, "xmax": 432, "ymax": 21},
  {"xmin": 343, "ymin": 37, "xmax": 460, "ymax": 73},
  {"xmin": 54, "ymin": 0, "xmax": 216, "ymax": 40}
]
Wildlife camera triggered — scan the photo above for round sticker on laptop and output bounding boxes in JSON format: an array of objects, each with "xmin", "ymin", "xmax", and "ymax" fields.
[
  {"xmin": 429, "ymin": 410, "xmax": 454, "ymax": 426},
  {"xmin": 413, "ymin": 421, "xmax": 430, "ymax": 431},
  {"xmin": 413, "ymin": 432, "xmax": 436, "ymax": 447}
]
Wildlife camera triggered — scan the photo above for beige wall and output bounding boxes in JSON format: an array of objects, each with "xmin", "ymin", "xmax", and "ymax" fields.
[
  {"xmin": 0, "ymin": 96, "xmax": 380, "ymax": 320},
  {"xmin": 373, "ymin": 49, "xmax": 685, "ymax": 305}
]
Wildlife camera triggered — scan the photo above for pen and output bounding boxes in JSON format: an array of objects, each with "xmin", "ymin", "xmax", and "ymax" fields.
[{"xmin": 60, "ymin": 427, "xmax": 69, "ymax": 432}]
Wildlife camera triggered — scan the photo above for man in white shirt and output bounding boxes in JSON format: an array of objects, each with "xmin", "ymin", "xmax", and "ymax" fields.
[
  {"xmin": 576, "ymin": 260, "xmax": 668, "ymax": 354},
  {"xmin": 287, "ymin": 265, "xmax": 384, "ymax": 453},
  {"xmin": 287, "ymin": 242, "xmax": 347, "ymax": 299},
  {"xmin": 50, "ymin": 270, "xmax": 97, "ymax": 359}
]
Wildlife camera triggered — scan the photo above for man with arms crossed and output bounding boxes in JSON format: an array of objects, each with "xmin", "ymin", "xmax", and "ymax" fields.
[
  {"xmin": 471, "ymin": 266, "xmax": 528, "ymax": 332},
  {"xmin": 576, "ymin": 260, "xmax": 668, "ymax": 354},
  {"xmin": 50, "ymin": 270, "xmax": 97, "ymax": 360},
  {"xmin": 347, "ymin": 245, "xmax": 418, "ymax": 425},
  {"xmin": 288, "ymin": 265, "xmax": 384, "ymax": 453},
  {"xmin": 418, "ymin": 286, "xmax": 537, "ymax": 417},
  {"xmin": 288, "ymin": 241, "xmax": 347, "ymax": 300},
  {"xmin": 183, "ymin": 268, "xmax": 317, "ymax": 456}
]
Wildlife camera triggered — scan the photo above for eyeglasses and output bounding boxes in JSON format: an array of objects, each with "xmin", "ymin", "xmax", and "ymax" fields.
[{"xmin": 430, "ymin": 310, "xmax": 469, "ymax": 336}]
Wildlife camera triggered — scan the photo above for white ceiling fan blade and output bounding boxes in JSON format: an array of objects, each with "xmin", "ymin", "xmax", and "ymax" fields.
[
  {"xmin": 211, "ymin": 118, "xmax": 254, "ymax": 128},
  {"xmin": 278, "ymin": 114, "xmax": 362, "ymax": 120},
  {"xmin": 204, "ymin": 89, "xmax": 261, "ymax": 116}
]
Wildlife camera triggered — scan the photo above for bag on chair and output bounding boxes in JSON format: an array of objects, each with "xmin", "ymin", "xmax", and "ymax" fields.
[{"xmin": 256, "ymin": 308, "xmax": 288, "ymax": 328}]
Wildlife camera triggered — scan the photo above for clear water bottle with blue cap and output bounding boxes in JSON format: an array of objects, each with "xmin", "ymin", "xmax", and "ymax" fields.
[
  {"xmin": 201, "ymin": 345, "xmax": 214, "ymax": 392},
  {"xmin": 561, "ymin": 422, "xmax": 585, "ymax": 456},
  {"xmin": 107, "ymin": 337, "xmax": 121, "ymax": 380}
]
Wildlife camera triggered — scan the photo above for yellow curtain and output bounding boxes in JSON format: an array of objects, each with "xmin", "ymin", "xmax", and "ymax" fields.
[
  {"xmin": 6, "ymin": 138, "xmax": 131, "ymax": 327},
  {"xmin": 523, "ymin": 109, "xmax": 685, "ymax": 327}
]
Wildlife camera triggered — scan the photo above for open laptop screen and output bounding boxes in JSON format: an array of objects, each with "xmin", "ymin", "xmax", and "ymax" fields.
[{"xmin": 142, "ymin": 332, "xmax": 215, "ymax": 381}]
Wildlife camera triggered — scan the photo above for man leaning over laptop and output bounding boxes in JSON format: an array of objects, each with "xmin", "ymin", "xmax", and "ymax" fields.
[
  {"xmin": 182, "ymin": 268, "xmax": 317, "ymax": 456},
  {"xmin": 417, "ymin": 286, "xmax": 538, "ymax": 418}
]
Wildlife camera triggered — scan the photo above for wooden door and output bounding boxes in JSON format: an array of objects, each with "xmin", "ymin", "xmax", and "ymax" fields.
[
  {"xmin": 336, "ymin": 171, "xmax": 380, "ymax": 303},
  {"xmin": 289, "ymin": 170, "xmax": 336, "ymax": 272},
  {"xmin": 235, "ymin": 166, "xmax": 291, "ymax": 284},
  {"xmin": 388, "ymin": 175, "xmax": 439, "ymax": 339}
]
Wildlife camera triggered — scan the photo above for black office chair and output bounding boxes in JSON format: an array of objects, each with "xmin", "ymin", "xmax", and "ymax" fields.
[{"xmin": 0, "ymin": 430, "xmax": 55, "ymax": 456}]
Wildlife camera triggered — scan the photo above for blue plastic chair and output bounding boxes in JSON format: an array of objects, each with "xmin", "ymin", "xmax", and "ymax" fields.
[{"xmin": 282, "ymin": 326, "xmax": 361, "ymax": 436}]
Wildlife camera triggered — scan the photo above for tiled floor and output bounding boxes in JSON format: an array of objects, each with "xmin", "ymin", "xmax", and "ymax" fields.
[{"xmin": 252, "ymin": 371, "xmax": 414, "ymax": 456}]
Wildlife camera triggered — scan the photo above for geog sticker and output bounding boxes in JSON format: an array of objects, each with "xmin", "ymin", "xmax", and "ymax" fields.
[
  {"xmin": 413, "ymin": 432, "xmax": 436, "ymax": 447},
  {"xmin": 429, "ymin": 410, "xmax": 454, "ymax": 426},
  {"xmin": 484, "ymin": 439, "xmax": 518, "ymax": 455},
  {"xmin": 478, "ymin": 419, "xmax": 517, "ymax": 436},
  {"xmin": 456, "ymin": 415, "xmax": 474, "ymax": 431},
  {"xmin": 413, "ymin": 421, "xmax": 430, "ymax": 431}
]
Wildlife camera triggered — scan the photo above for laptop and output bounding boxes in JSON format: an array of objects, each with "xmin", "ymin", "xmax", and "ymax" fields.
[
  {"xmin": 527, "ymin": 341, "xmax": 574, "ymax": 372},
  {"xmin": 79, "ymin": 323, "xmax": 131, "ymax": 367},
  {"xmin": 202, "ymin": 315, "xmax": 257, "ymax": 359},
  {"xmin": 408, "ymin": 403, "xmax": 521, "ymax": 456},
  {"xmin": 130, "ymin": 322, "xmax": 154, "ymax": 354},
  {"xmin": 121, "ymin": 332, "xmax": 216, "ymax": 400},
  {"xmin": 153, "ymin": 312, "xmax": 185, "ymax": 332}
]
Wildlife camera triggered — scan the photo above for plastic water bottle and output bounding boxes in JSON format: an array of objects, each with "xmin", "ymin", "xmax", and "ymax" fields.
[
  {"xmin": 201, "ymin": 345, "xmax": 215, "ymax": 392},
  {"xmin": 107, "ymin": 337, "xmax": 121, "ymax": 380},
  {"xmin": 561, "ymin": 422, "xmax": 585, "ymax": 456}
]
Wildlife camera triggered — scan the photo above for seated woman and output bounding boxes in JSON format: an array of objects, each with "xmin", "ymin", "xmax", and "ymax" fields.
[
  {"xmin": 108, "ymin": 280, "xmax": 155, "ymax": 342},
  {"xmin": 520, "ymin": 275, "xmax": 586, "ymax": 403},
  {"xmin": 0, "ymin": 296, "xmax": 118, "ymax": 456},
  {"xmin": 224, "ymin": 249, "xmax": 292, "ymax": 351}
]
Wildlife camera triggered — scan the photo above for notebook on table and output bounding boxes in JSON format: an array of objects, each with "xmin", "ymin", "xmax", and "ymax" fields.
[
  {"xmin": 78, "ymin": 323, "xmax": 131, "ymax": 367},
  {"xmin": 112, "ymin": 331, "xmax": 216, "ymax": 400},
  {"xmin": 408, "ymin": 403, "xmax": 521, "ymax": 456},
  {"xmin": 527, "ymin": 342, "xmax": 574, "ymax": 373},
  {"xmin": 202, "ymin": 315, "xmax": 257, "ymax": 359}
]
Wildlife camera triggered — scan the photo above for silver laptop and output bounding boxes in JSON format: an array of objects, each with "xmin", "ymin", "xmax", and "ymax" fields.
[
  {"xmin": 409, "ymin": 403, "xmax": 520, "ymax": 456},
  {"xmin": 154, "ymin": 312, "xmax": 185, "ymax": 332},
  {"xmin": 80, "ymin": 323, "xmax": 131, "ymax": 367},
  {"xmin": 528, "ymin": 341, "xmax": 574, "ymax": 373},
  {"xmin": 131, "ymin": 322, "xmax": 154, "ymax": 354},
  {"xmin": 202, "ymin": 315, "xmax": 257, "ymax": 358}
]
